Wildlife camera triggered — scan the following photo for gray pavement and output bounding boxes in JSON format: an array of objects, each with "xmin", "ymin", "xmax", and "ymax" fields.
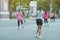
[{"xmin": 0, "ymin": 19, "xmax": 60, "ymax": 40}]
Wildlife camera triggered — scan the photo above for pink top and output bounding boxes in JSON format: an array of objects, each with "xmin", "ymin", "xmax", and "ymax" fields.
[
  {"xmin": 50, "ymin": 13, "xmax": 54, "ymax": 17},
  {"xmin": 43, "ymin": 11, "xmax": 48, "ymax": 19},
  {"xmin": 17, "ymin": 12, "xmax": 23, "ymax": 21}
]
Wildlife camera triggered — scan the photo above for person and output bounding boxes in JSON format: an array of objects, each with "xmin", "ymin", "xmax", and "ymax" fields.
[
  {"xmin": 17, "ymin": 10, "xmax": 24, "ymax": 30},
  {"xmin": 43, "ymin": 10, "xmax": 49, "ymax": 26},
  {"xmin": 50, "ymin": 12, "xmax": 55, "ymax": 22},
  {"xmin": 36, "ymin": 7, "xmax": 43, "ymax": 38}
]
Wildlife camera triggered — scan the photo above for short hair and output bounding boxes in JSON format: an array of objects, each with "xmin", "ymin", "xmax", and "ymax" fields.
[{"xmin": 39, "ymin": 6, "xmax": 41, "ymax": 9}]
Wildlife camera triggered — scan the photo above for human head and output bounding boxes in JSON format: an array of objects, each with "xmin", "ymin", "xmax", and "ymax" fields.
[{"xmin": 38, "ymin": 6, "xmax": 41, "ymax": 10}]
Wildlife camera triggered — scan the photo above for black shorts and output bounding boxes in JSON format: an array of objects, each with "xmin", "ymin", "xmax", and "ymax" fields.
[
  {"xmin": 44, "ymin": 19, "xmax": 48, "ymax": 23},
  {"xmin": 36, "ymin": 19, "xmax": 43, "ymax": 25},
  {"xmin": 51, "ymin": 17, "xmax": 54, "ymax": 19}
]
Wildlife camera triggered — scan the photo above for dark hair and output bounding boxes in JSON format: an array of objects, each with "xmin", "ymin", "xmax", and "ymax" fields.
[
  {"xmin": 38, "ymin": 6, "xmax": 41, "ymax": 12},
  {"xmin": 39, "ymin": 6, "xmax": 41, "ymax": 9}
]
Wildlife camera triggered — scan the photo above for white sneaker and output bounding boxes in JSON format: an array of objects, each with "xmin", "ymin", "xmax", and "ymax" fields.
[{"xmin": 38, "ymin": 36, "xmax": 42, "ymax": 38}]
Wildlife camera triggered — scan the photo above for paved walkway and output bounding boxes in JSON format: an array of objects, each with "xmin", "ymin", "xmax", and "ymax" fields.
[{"xmin": 0, "ymin": 19, "xmax": 60, "ymax": 40}]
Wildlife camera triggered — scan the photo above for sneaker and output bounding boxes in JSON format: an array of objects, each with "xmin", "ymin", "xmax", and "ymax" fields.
[{"xmin": 38, "ymin": 36, "xmax": 42, "ymax": 39}]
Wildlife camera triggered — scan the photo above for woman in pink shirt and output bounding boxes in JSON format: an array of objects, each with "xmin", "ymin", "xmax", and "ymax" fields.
[
  {"xmin": 17, "ymin": 10, "xmax": 23, "ymax": 30},
  {"xmin": 50, "ymin": 12, "xmax": 55, "ymax": 22},
  {"xmin": 43, "ymin": 10, "xmax": 49, "ymax": 26}
]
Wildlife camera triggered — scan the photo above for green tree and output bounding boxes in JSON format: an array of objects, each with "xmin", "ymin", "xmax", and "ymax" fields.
[
  {"xmin": 8, "ymin": 0, "xmax": 60, "ymax": 19},
  {"xmin": 55, "ymin": 0, "xmax": 60, "ymax": 14},
  {"xmin": 8, "ymin": 0, "xmax": 20, "ymax": 19}
]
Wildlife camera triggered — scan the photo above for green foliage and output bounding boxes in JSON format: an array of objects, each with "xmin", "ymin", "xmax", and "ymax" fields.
[{"xmin": 8, "ymin": 0, "xmax": 60, "ymax": 11}]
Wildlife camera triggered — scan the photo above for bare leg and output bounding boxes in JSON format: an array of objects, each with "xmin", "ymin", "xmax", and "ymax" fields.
[
  {"xmin": 38, "ymin": 25, "xmax": 41, "ymax": 36},
  {"xmin": 37, "ymin": 25, "xmax": 39, "ymax": 34},
  {"xmin": 37, "ymin": 28, "xmax": 39, "ymax": 34},
  {"xmin": 36, "ymin": 25, "xmax": 39, "ymax": 37},
  {"xmin": 37, "ymin": 25, "xmax": 42, "ymax": 38},
  {"xmin": 36, "ymin": 25, "xmax": 42, "ymax": 38}
]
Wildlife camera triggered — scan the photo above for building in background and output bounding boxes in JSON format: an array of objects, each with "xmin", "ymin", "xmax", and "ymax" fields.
[{"xmin": 0, "ymin": 0, "xmax": 9, "ymax": 19}]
